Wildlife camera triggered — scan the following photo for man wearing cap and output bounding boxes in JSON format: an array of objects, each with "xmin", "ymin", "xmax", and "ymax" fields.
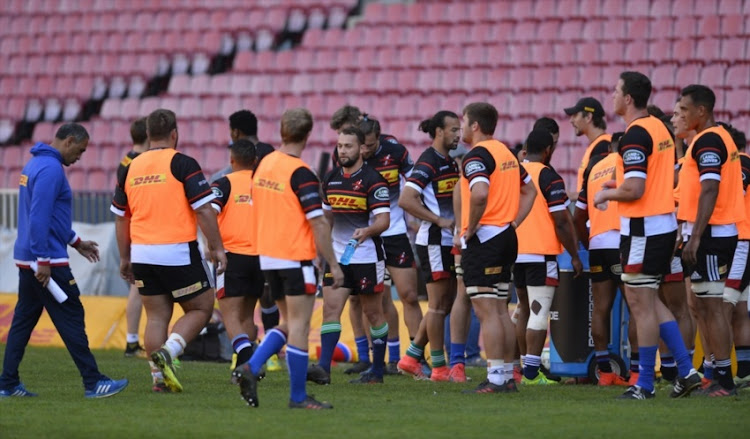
[{"xmin": 565, "ymin": 97, "xmax": 612, "ymax": 195}]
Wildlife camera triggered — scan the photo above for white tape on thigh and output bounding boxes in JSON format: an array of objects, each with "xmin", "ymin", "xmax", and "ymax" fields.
[
  {"xmin": 741, "ymin": 286, "xmax": 749, "ymax": 302},
  {"xmin": 510, "ymin": 306, "xmax": 520, "ymax": 324},
  {"xmin": 495, "ymin": 282, "xmax": 509, "ymax": 299},
  {"xmin": 526, "ymin": 285, "xmax": 554, "ymax": 331},
  {"xmin": 693, "ymin": 281, "xmax": 724, "ymax": 298},
  {"xmin": 724, "ymin": 287, "xmax": 741, "ymax": 305},
  {"xmin": 621, "ymin": 272, "xmax": 660, "ymax": 290}
]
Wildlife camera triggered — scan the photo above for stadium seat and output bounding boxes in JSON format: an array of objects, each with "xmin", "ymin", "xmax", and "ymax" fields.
[
  {"xmin": 721, "ymin": 38, "xmax": 747, "ymax": 64},
  {"xmin": 725, "ymin": 89, "xmax": 750, "ymax": 116},
  {"xmin": 695, "ymin": 38, "xmax": 723, "ymax": 65},
  {"xmin": 699, "ymin": 64, "xmax": 727, "ymax": 90},
  {"xmin": 726, "ymin": 64, "xmax": 750, "ymax": 89},
  {"xmin": 623, "ymin": 41, "xmax": 651, "ymax": 66}
]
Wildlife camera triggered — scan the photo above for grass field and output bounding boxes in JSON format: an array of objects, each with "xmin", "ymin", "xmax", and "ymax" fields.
[{"xmin": 0, "ymin": 346, "xmax": 748, "ymax": 439}]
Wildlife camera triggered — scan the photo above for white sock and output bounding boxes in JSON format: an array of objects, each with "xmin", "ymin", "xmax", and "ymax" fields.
[
  {"xmin": 126, "ymin": 333, "xmax": 139, "ymax": 344},
  {"xmin": 504, "ymin": 363, "xmax": 514, "ymax": 380},
  {"xmin": 149, "ymin": 361, "xmax": 164, "ymax": 383},
  {"xmin": 164, "ymin": 333, "xmax": 187, "ymax": 359},
  {"xmin": 487, "ymin": 359, "xmax": 506, "ymax": 385}
]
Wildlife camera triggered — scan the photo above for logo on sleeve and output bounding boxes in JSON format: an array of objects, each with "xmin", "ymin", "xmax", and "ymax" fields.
[
  {"xmin": 211, "ymin": 187, "xmax": 223, "ymax": 198},
  {"xmin": 374, "ymin": 187, "xmax": 390, "ymax": 201},
  {"xmin": 622, "ymin": 150, "xmax": 646, "ymax": 166},
  {"xmin": 464, "ymin": 161, "xmax": 486, "ymax": 176},
  {"xmin": 698, "ymin": 152, "xmax": 721, "ymax": 167}
]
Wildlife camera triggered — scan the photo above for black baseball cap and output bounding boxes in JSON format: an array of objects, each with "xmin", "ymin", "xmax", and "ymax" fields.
[{"xmin": 564, "ymin": 97, "xmax": 605, "ymax": 118}]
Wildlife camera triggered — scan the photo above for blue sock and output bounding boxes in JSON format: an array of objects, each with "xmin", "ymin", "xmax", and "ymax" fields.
[
  {"xmin": 318, "ymin": 322, "xmax": 341, "ymax": 373},
  {"xmin": 523, "ymin": 355, "xmax": 541, "ymax": 380},
  {"xmin": 658, "ymin": 321, "xmax": 692, "ymax": 377},
  {"xmin": 450, "ymin": 343, "xmax": 466, "ymax": 367},
  {"xmin": 370, "ymin": 324, "xmax": 388, "ymax": 378},
  {"xmin": 636, "ymin": 345, "xmax": 657, "ymax": 392},
  {"xmin": 286, "ymin": 345, "xmax": 308, "ymax": 403},
  {"xmin": 387, "ymin": 338, "xmax": 400, "ymax": 363},
  {"xmin": 355, "ymin": 336, "xmax": 371, "ymax": 364},
  {"xmin": 249, "ymin": 328, "xmax": 286, "ymax": 376}
]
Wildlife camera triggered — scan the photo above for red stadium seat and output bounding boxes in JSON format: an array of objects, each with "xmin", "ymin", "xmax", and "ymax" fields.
[
  {"xmin": 462, "ymin": 69, "xmax": 489, "ymax": 94},
  {"xmin": 651, "ymin": 64, "xmax": 678, "ymax": 93},
  {"xmin": 699, "ymin": 64, "xmax": 727, "ymax": 90},
  {"xmin": 650, "ymin": 0, "xmax": 674, "ymax": 16},
  {"xmin": 552, "ymin": 42, "xmax": 577, "ymax": 67},
  {"xmin": 669, "ymin": 38, "xmax": 695, "ymax": 64},
  {"xmin": 577, "ymin": 41, "xmax": 600, "ymax": 66},
  {"xmin": 675, "ymin": 63, "xmax": 701, "ymax": 89},
  {"xmin": 720, "ymin": 15, "xmax": 745, "ymax": 38},
  {"xmin": 693, "ymin": 0, "xmax": 719, "ymax": 16},
  {"xmin": 725, "ymin": 89, "xmax": 750, "ymax": 116},
  {"xmin": 719, "ymin": 0, "xmax": 743, "ymax": 14},
  {"xmin": 556, "ymin": 67, "xmax": 582, "ymax": 92},
  {"xmin": 721, "ymin": 38, "xmax": 747, "ymax": 64}
]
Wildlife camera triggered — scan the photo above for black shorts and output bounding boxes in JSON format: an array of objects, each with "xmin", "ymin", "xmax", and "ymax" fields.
[
  {"xmin": 685, "ymin": 231, "xmax": 737, "ymax": 283},
  {"xmin": 513, "ymin": 256, "xmax": 559, "ymax": 288},
  {"xmin": 620, "ymin": 230, "xmax": 676, "ymax": 276},
  {"xmin": 132, "ymin": 241, "xmax": 213, "ymax": 302},
  {"xmin": 727, "ymin": 240, "xmax": 750, "ymax": 292},
  {"xmin": 589, "ymin": 249, "xmax": 622, "ymax": 283},
  {"xmin": 664, "ymin": 255, "xmax": 685, "ymax": 283},
  {"xmin": 416, "ymin": 244, "xmax": 455, "ymax": 283},
  {"xmin": 323, "ymin": 261, "xmax": 385, "ymax": 295},
  {"xmin": 263, "ymin": 261, "xmax": 318, "ymax": 298},
  {"xmin": 217, "ymin": 253, "xmax": 264, "ymax": 300},
  {"xmin": 462, "ymin": 227, "xmax": 517, "ymax": 288},
  {"xmin": 382, "ymin": 234, "xmax": 416, "ymax": 268}
]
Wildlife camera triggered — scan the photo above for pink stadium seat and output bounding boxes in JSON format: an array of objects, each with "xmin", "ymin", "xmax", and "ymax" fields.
[
  {"xmin": 699, "ymin": 64, "xmax": 727, "ymax": 90},
  {"xmin": 693, "ymin": 0, "xmax": 719, "ymax": 16},
  {"xmin": 649, "ymin": 17, "xmax": 675, "ymax": 41},
  {"xmin": 531, "ymin": 68, "xmax": 555, "ymax": 92},
  {"xmin": 726, "ymin": 64, "xmax": 750, "ymax": 89},
  {"xmin": 697, "ymin": 16, "xmax": 721, "ymax": 39},
  {"xmin": 651, "ymin": 64, "xmax": 678, "ymax": 93},
  {"xmin": 100, "ymin": 99, "xmax": 122, "ymax": 119},
  {"xmin": 374, "ymin": 71, "xmax": 398, "ymax": 95},
  {"xmin": 623, "ymin": 41, "xmax": 651, "ymax": 66},
  {"xmin": 721, "ymin": 38, "xmax": 747, "ymax": 64},
  {"xmin": 695, "ymin": 38, "xmax": 722, "ymax": 65},
  {"xmin": 577, "ymin": 42, "xmax": 600, "ymax": 66},
  {"xmin": 3, "ymin": 146, "xmax": 25, "ymax": 168},
  {"xmin": 559, "ymin": 19, "xmax": 584, "ymax": 42},
  {"xmin": 672, "ymin": 17, "xmax": 697, "ymax": 37},
  {"xmin": 605, "ymin": 17, "xmax": 627, "ymax": 42},
  {"xmin": 675, "ymin": 63, "xmax": 701, "ymax": 89},
  {"xmin": 556, "ymin": 67, "xmax": 581, "ymax": 92},
  {"xmin": 720, "ymin": 15, "xmax": 745, "ymax": 38},
  {"xmin": 719, "ymin": 0, "xmax": 743, "ymax": 14},
  {"xmin": 669, "ymin": 39, "xmax": 695, "ymax": 64},
  {"xmin": 725, "ymin": 89, "xmax": 750, "ymax": 116},
  {"xmin": 513, "ymin": 22, "xmax": 538, "ymax": 43},
  {"xmin": 627, "ymin": 18, "xmax": 650, "ymax": 40},
  {"xmin": 650, "ymin": 0, "xmax": 674, "ymax": 16},
  {"xmin": 462, "ymin": 69, "xmax": 489, "ymax": 94}
]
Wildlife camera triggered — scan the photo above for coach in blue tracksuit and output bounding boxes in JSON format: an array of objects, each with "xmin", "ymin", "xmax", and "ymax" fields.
[{"xmin": 0, "ymin": 123, "xmax": 128, "ymax": 399}]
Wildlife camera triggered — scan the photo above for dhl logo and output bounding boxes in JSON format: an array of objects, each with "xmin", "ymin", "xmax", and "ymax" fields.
[
  {"xmin": 130, "ymin": 173, "xmax": 166, "ymax": 186},
  {"xmin": 592, "ymin": 166, "xmax": 615, "ymax": 181},
  {"xmin": 19, "ymin": 174, "xmax": 28, "ymax": 186},
  {"xmin": 379, "ymin": 168, "xmax": 399, "ymax": 184},
  {"xmin": 327, "ymin": 195, "xmax": 366, "ymax": 209},
  {"xmin": 255, "ymin": 178, "xmax": 285, "ymax": 192},
  {"xmin": 234, "ymin": 194, "xmax": 252, "ymax": 204},
  {"xmin": 657, "ymin": 139, "xmax": 673, "ymax": 151},
  {"xmin": 500, "ymin": 160, "xmax": 518, "ymax": 171},
  {"xmin": 437, "ymin": 177, "xmax": 458, "ymax": 194}
]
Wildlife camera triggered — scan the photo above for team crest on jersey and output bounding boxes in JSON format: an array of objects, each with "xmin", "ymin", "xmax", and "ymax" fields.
[
  {"xmin": 130, "ymin": 173, "xmax": 167, "ymax": 186},
  {"xmin": 352, "ymin": 179, "xmax": 363, "ymax": 191},
  {"xmin": 360, "ymin": 277, "xmax": 372, "ymax": 291},
  {"xmin": 380, "ymin": 154, "xmax": 394, "ymax": 166},
  {"xmin": 19, "ymin": 174, "xmax": 28, "ymax": 186},
  {"xmin": 622, "ymin": 150, "xmax": 646, "ymax": 165},
  {"xmin": 211, "ymin": 187, "xmax": 223, "ymax": 198},
  {"xmin": 698, "ymin": 152, "xmax": 721, "ymax": 166},
  {"xmin": 374, "ymin": 187, "xmax": 390, "ymax": 200}
]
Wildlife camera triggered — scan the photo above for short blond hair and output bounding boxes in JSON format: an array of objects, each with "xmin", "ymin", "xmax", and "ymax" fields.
[{"xmin": 280, "ymin": 108, "xmax": 313, "ymax": 144}]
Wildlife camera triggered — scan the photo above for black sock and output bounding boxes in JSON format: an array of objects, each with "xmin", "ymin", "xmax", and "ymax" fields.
[
  {"xmin": 237, "ymin": 343, "xmax": 255, "ymax": 365},
  {"xmin": 262, "ymin": 309, "xmax": 280, "ymax": 332},
  {"xmin": 736, "ymin": 345, "xmax": 750, "ymax": 378},
  {"xmin": 715, "ymin": 359, "xmax": 735, "ymax": 390}
]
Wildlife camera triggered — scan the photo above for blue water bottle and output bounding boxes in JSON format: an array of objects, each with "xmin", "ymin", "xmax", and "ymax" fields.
[{"xmin": 340, "ymin": 239, "xmax": 358, "ymax": 265}]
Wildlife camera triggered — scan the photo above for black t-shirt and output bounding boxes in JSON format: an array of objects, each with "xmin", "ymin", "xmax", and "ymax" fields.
[
  {"xmin": 116, "ymin": 150, "xmax": 140, "ymax": 185},
  {"xmin": 691, "ymin": 132, "xmax": 727, "ymax": 180}
]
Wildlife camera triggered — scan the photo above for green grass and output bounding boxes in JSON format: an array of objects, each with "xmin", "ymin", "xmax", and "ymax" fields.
[{"xmin": 0, "ymin": 346, "xmax": 748, "ymax": 439}]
